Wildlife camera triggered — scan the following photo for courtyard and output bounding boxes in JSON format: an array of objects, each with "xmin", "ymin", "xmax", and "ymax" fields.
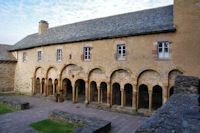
[{"xmin": 0, "ymin": 95, "xmax": 147, "ymax": 133}]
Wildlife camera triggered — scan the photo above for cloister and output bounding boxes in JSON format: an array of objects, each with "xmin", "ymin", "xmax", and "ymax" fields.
[{"xmin": 33, "ymin": 64, "xmax": 182, "ymax": 112}]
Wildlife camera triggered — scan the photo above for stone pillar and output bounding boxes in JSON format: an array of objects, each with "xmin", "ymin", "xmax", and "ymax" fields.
[
  {"xmin": 163, "ymin": 86, "xmax": 168, "ymax": 104},
  {"xmin": 97, "ymin": 85, "xmax": 101, "ymax": 104},
  {"xmin": 72, "ymin": 85, "xmax": 75, "ymax": 103},
  {"xmin": 107, "ymin": 83, "xmax": 111, "ymax": 106},
  {"xmin": 121, "ymin": 89, "xmax": 125, "ymax": 107},
  {"xmin": 45, "ymin": 79, "xmax": 48, "ymax": 96},
  {"xmin": 148, "ymin": 89, "xmax": 153, "ymax": 112},
  {"xmin": 76, "ymin": 86, "xmax": 78, "ymax": 103},
  {"xmin": 85, "ymin": 81, "xmax": 89, "ymax": 104},
  {"xmin": 132, "ymin": 85, "xmax": 137, "ymax": 110},
  {"xmin": 40, "ymin": 80, "xmax": 43, "ymax": 94},
  {"xmin": 53, "ymin": 81, "xmax": 55, "ymax": 96}
]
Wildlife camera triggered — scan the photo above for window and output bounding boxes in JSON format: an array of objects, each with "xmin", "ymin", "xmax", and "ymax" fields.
[
  {"xmin": 117, "ymin": 44, "xmax": 126, "ymax": 60},
  {"xmin": 23, "ymin": 52, "xmax": 26, "ymax": 62},
  {"xmin": 57, "ymin": 49, "xmax": 62, "ymax": 61},
  {"xmin": 83, "ymin": 47, "xmax": 90, "ymax": 61},
  {"xmin": 37, "ymin": 51, "xmax": 42, "ymax": 61},
  {"xmin": 158, "ymin": 41, "xmax": 169, "ymax": 59}
]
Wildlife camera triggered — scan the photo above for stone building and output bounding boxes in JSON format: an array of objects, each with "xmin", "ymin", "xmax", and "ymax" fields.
[
  {"xmin": 1, "ymin": 0, "xmax": 200, "ymax": 114},
  {"xmin": 0, "ymin": 44, "xmax": 16, "ymax": 92}
]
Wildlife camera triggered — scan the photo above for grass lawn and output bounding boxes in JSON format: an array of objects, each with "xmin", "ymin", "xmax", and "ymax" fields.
[
  {"xmin": 30, "ymin": 119, "xmax": 80, "ymax": 133},
  {"xmin": 0, "ymin": 104, "xmax": 17, "ymax": 115}
]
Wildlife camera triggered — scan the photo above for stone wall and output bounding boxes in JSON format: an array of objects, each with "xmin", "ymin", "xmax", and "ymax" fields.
[
  {"xmin": 174, "ymin": 75, "xmax": 200, "ymax": 94},
  {"xmin": 0, "ymin": 62, "xmax": 16, "ymax": 92}
]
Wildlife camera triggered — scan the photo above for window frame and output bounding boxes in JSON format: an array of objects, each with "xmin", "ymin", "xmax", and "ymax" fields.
[
  {"xmin": 83, "ymin": 47, "xmax": 91, "ymax": 61},
  {"xmin": 23, "ymin": 52, "xmax": 27, "ymax": 62},
  {"xmin": 117, "ymin": 44, "xmax": 126, "ymax": 61},
  {"xmin": 57, "ymin": 49, "xmax": 62, "ymax": 61},
  {"xmin": 37, "ymin": 51, "xmax": 42, "ymax": 62},
  {"xmin": 157, "ymin": 41, "xmax": 169, "ymax": 59}
]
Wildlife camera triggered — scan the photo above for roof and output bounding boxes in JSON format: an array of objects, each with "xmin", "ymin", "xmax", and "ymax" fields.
[
  {"xmin": 0, "ymin": 44, "xmax": 17, "ymax": 62},
  {"xmin": 10, "ymin": 5, "xmax": 175, "ymax": 51}
]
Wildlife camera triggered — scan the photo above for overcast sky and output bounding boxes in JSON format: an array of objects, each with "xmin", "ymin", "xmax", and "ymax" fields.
[{"xmin": 0, "ymin": 0, "xmax": 173, "ymax": 45}]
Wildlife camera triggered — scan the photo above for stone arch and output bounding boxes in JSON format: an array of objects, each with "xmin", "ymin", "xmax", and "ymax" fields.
[
  {"xmin": 138, "ymin": 84, "xmax": 149, "ymax": 109},
  {"xmin": 75, "ymin": 79, "xmax": 85, "ymax": 103},
  {"xmin": 61, "ymin": 64, "xmax": 85, "ymax": 80},
  {"xmin": 90, "ymin": 81, "xmax": 98, "ymax": 102},
  {"xmin": 112, "ymin": 83, "xmax": 121, "ymax": 106},
  {"xmin": 110, "ymin": 69, "xmax": 132, "ymax": 85},
  {"xmin": 168, "ymin": 69, "xmax": 183, "ymax": 87},
  {"xmin": 88, "ymin": 68, "xmax": 106, "ymax": 82},
  {"xmin": 152, "ymin": 85, "xmax": 162, "ymax": 110},
  {"xmin": 124, "ymin": 83, "xmax": 133, "ymax": 107},
  {"xmin": 100, "ymin": 82, "xmax": 107, "ymax": 104},
  {"xmin": 46, "ymin": 67, "xmax": 58, "ymax": 80},
  {"xmin": 62, "ymin": 78, "xmax": 73, "ymax": 101},
  {"xmin": 137, "ymin": 69, "xmax": 161, "ymax": 87}
]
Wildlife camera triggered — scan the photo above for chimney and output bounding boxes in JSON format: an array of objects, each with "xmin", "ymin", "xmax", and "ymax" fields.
[{"xmin": 38, "ymin": 20, "xmax": 48, "ymax": 35}]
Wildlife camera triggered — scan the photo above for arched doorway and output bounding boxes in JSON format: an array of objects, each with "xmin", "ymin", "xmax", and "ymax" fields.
[
  {"xmin": 100, "ymin": 82, "xmax": 107, "ymax": 104},
  {"xmin": 112, "ymin": 83, "xmax": 121, "ymax": 106},
  {"xmin": 75, "ymin": 79, "xmax": 85, "ymax": 103},
  {"xmin": 124, "ymin": 84, "xmax": 132, "ymax": 107},
  {"xmin": 48, "ymin": 78, "xmax": 53, "ymax": 96},
  {"xmin": 62, "ymin": 78, "xmax": 73, "ymax": 101},
  {"xmin": 138, "ymin": 84, "xmax": 149, "ymax": 109},
  {"xmin": 41, "ymin": 78, "xmax": 45, "ymax": 94},
  {"xmin": 90, "ymin": 81, "xmax": 98, "ymax": 102},
  {"xmin": 35, "ymin": 78, "xmax": 40, "ymax": 94},
  {"xmin": 169, "ymin": 86, "xmax": 174, "ymax": 97},
  {"xmin": 152, "ymin": 85, "xmax": 162, "ymax": 110}
]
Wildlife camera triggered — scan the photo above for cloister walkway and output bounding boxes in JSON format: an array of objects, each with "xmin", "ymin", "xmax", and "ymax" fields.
[{"xmin": 0, "ymin": 95, "xmax": 147, "ymax": 133}]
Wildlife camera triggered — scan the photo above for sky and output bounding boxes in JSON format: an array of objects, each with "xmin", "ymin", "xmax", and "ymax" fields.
[{"xmin": 0, "ymin": 0, "xmax": 173, "ymax": 45}]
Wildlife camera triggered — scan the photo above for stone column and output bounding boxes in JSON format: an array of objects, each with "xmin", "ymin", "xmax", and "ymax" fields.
[
  {"xmin": 163, "ymin": 86, "xmax": 168, "ymax": 104},
  {"xmin": 148, "ymin": 89, "xmax": 153, "ymax": 112},
  {"xmin": 85, "ymin": 81, "xmax": 89, "ymax": 104},
  {"xmin": 40, "ymin": 80, "xmax": 43, "ymax": 94},
  {"xmin": 76, "ymin": 86, "xmax": 78, "ymax": 103},
  {"xmin": 107, "ymin": 83, "xmax": 111, "ymax": 106},
  {"xmin": 97, "ymin": 85, "xmax": 101, "ymax": 104},
  {"xmin": 53, "ymin": 80, "xmax": 55, "ymax": 96},
  {"xmin": 121, "ymin": 89, "xmax": 125, "ymax": 107},
  {"xmin": 45, "ymin": 79, "xmax": 48, "ymax": 96},
  {"xmin": 133, "ymin": 85, "xmax": 137, "ymax": 110},
  {"xmin": 72, "ymin": 85, "xmax": 75, "ymax": 103}
]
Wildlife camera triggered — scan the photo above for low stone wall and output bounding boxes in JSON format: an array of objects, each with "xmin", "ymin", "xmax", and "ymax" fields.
[
  {"xmin": 0, "ymin": 96, "xmax": 29, "ymax": 110},
  {"xmin": 174, "ymin": 75, "xmax": 200, "ymax": 94},
  {"xmin": 49, "ymin": 110, "xmax": 111, "ymax": 133}
]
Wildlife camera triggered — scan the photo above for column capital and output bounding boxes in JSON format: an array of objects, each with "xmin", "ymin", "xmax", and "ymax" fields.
[
  {"xmin": 148, "ymin": 89, "xmax": 153, "ymax": 94},
  {"xmin": 120, "ymin": 88, "xmax": 124, "ymax": 92}
]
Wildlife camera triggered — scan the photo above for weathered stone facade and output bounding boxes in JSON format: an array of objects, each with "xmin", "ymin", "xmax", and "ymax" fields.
[
  {"xmin": 0, "ymin": 0, "xmax": 199, "ymax": 114},
  {"xmin": 0, "ymin": 62, "xmax": 16, "ymax": 92}
]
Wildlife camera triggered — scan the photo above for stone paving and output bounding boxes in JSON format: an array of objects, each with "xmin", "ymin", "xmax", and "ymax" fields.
[{"xmin": 0, "ymin": 95, "xmax": 147, "ymax": 133}]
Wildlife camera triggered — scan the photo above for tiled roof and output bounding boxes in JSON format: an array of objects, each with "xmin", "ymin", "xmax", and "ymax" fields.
[
  {"xmin": 0, "ymin": 44, "xmax": 17, "ymax": 61},
  {"xmin": 10, "ymin": 5, "xmax": 175, "ymax": 51}
]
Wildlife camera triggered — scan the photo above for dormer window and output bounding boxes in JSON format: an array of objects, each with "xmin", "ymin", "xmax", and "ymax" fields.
[
  {"xmin": 117, "ymin": 44, "xmax": 126, "ymax": 61},
  {"xmin": 158, "ymin": 41, "xmax": 169, "ymax": 59}
]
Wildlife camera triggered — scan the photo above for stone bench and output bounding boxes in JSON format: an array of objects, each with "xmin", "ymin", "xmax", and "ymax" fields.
[
  {"xmin": 0, "ymin": 96, "xmax": 29, "ymax": 110},
  {"xmin": 49, "ymin": 110, "xmax": 111, "ymax": 133}
]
